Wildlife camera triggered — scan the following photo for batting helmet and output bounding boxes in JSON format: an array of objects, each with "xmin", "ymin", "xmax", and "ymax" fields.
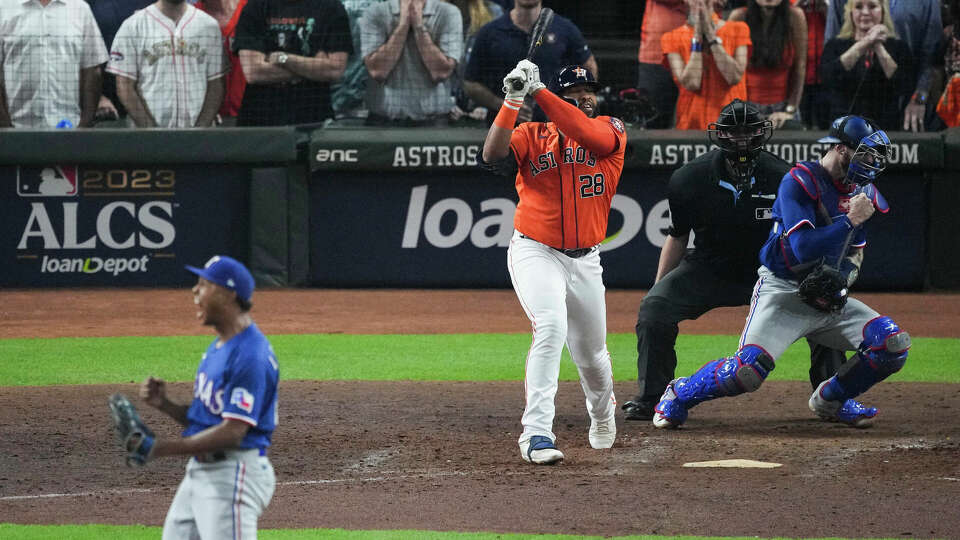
[
  {"xmin": 707, "ymin": 99, "xmax": 773, "ymax": 188},
  {"xmin": 818, "ymin": 115, "xmax": 890, "ymax": 185},
  {"xmin": 548, "ymin": 65, "xmax": 601, "ymax": 95}
]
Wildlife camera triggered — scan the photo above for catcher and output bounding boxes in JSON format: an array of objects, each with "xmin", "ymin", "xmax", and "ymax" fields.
[
  {"xmin": 652, "ymin": 115, "xmax": 911, "ymax": 430},
  {"xmin": 108, "ymin": 255, "xmax": 279, "ymax": 539}
]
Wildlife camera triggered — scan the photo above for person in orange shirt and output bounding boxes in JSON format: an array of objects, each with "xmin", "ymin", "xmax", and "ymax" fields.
[
  {"xmin": 662, "ymin": 0, "xmax": 750, "ymax": 130},
  {"xmin": 480, "ymin": 61, "xmax": 627, "ymax": 465},
  {"xmin": 636, "ymin": 0, "xmax": 687, "ymax": 128}
]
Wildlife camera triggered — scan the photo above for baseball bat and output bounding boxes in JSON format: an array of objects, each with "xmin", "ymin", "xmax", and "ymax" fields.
[{"xmin": 511, "ymin": 7, "xmax": 554, "ymax": 91}]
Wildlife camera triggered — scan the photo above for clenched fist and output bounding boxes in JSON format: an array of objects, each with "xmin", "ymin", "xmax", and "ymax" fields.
[{"xmin": 846, "ymin": 193, "xmax": 875, "ymax": 226}]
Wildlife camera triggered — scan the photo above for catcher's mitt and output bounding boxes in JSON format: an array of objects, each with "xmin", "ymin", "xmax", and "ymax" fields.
[
  {"xmin": 798, "ymin": 264, "xmax": 848, "ymax": 312},
  {"xmin": 108, "ymin": 393, "xmax": 155, "ymax": 467}
]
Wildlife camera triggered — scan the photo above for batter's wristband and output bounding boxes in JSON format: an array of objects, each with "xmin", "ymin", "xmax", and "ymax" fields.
[{"xmin": 494, "ymin": 105, "xmax": 519, "ymax": 129}]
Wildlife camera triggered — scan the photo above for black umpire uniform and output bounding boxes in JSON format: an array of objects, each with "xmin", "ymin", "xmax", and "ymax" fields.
[{"xmin": 623, "ymin": 149, "xmax": 847, "ymax": 420}]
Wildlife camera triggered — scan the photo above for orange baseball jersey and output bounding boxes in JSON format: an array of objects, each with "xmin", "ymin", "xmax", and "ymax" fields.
[
  {"xmin": 662, "ymin": 16, "xmax": 751, "ymax": 130},
  {"xmin": 508, "ymin": 93, "xmax": 627, "ymax": 250}
]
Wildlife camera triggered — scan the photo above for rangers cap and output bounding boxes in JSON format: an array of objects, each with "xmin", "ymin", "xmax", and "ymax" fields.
[{"xmin": 185, "ymin": 255, "xmax": 254, "ymax": 302}]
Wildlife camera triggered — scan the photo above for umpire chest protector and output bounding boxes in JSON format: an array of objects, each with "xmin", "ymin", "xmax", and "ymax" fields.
[{"xmin": 668, "ymin": 149, "xmax": 787, "ymax": 281}]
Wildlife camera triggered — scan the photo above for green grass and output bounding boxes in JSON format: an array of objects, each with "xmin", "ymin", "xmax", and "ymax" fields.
[
  {"xmin": 0, "ymin": 524, "xmax": 899, "ymax": 540},
  {"xmin": 2, "ymin": 333, "xmax": 956, "ymax": 540},
  {"xmin": 0, "ymin": 333, "xmax": 957, "ymax": 386}
]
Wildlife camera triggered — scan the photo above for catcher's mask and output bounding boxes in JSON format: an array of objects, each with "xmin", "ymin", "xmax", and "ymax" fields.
[
  {"xmin": 548, "ymin": 65, "xmax": 601, "ymax": 95},
  {"xmin": 708, "ymin": 99, "xmax": 773, "ymax": 190},
  {"xmin": 818, "ymin": 115, "xmax": 890, "ymax": 186}
]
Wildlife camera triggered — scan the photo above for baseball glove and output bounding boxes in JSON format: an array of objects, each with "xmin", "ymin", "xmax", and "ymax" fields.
[
  {"xmin": 798, "ymin": 264, "xmax": 849, "ymax": 312},
  {"xmin": 108, "ymin": 393, "xmax": 155, "ymax": 467}
]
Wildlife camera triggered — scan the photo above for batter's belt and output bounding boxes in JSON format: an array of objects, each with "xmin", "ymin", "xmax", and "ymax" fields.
[{"xmin": 518, "ymin": 233, "xmax": 598, "ymax": 259}]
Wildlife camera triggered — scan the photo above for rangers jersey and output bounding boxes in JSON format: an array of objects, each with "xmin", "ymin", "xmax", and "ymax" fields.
[
  {"xmin": 183, "ymin": 323, "xmax": 279, "ymax": 450},
  {"xmin": 760, "ymin": 160, "xmax": 889, "ymax": 279}
]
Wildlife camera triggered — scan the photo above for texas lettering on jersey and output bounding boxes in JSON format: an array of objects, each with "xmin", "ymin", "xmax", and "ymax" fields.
[{"xmin": 194, "ymin": 370, "xmax": 225, "ymax": 415}]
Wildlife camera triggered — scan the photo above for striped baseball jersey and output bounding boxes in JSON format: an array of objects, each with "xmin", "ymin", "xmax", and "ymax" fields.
[
  {"xmin": 508, "ymin": 96, "xmax": 627, "ymax": 250},
  {"xmin": 107, "ymin": 4, "xmax": 227, "ymax": 127}
]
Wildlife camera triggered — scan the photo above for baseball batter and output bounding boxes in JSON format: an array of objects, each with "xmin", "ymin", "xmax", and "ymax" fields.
[
  {"xmin": 480, "ymin": 61, "xmax": 626, "ymax": 464},
  {"xmin": 128, "ymin": 256, "xmax": 278, "ymax": 539},
  {"xmin": 653, "ymin": 115, "xmax": 910, "ymax": 429},
  {"xmin": 107, "ymin": 0, "xmax": 227, "ymax": 127}
]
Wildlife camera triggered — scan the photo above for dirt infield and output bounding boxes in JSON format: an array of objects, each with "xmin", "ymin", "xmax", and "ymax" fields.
[{"xmin": 1, "ymin": 289, "xmax": 959, "ymax": 538}]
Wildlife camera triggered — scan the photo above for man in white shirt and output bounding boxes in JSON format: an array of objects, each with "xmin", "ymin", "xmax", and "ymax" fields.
[
  {"xmin": 107, "ymin": 0, "xmax": 226, "ymax": 127},
  {"xmin": 0, "ymin": 0, "xmax": 109, "ymax": 128}
]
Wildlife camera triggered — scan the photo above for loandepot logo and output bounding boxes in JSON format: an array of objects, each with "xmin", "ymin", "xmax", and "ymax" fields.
[
  {"xmin": 40, "ymin": 255, "xmax": 152, "ymax": 275},
  {"xmin": 401, "ymin": 185, "xmax": 672, "ymax": 250}
]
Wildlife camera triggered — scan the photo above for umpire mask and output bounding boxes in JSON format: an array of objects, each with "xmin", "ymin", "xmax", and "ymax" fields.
[{"xmin": 708, "ymin": 99, "xmax": 773, "ymax": 191}]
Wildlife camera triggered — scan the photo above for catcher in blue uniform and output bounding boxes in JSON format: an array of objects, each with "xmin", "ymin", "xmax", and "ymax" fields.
[{"xmin": 652, "ymin": 115, "xmax": 911, "ymax": 429}]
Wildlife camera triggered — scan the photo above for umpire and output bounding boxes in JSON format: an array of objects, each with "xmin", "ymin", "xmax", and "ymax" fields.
[{"xmin": 622, "ymin": 99, "xmax": 847, "ymax": 421}]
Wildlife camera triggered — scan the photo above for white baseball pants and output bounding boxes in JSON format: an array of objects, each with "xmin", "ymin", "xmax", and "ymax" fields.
[
  {"xmin": 740, "ymin": 266, "xmax": 881, "ymax": 360},
  {"xmin": 162, "ymin": 449, "xmax": 275, "ymax": 540},
  {"xmin": 507, "ymin": 231, "xmax": 616, "ymax": 444}
]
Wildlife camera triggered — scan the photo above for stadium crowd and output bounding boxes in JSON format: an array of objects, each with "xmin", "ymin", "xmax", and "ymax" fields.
[{"xmin": 1, "ymin": 0, "xmax": 957, "ymax": 131}]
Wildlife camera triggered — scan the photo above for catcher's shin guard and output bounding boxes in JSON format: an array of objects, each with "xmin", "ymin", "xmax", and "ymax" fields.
[
  {"xmin": 673, "ymin": 345, "xmax": 776, "ymax": 406},
  {"xmin": 821, "ymin": 316, "xmax": 910, "ymax": 401}
]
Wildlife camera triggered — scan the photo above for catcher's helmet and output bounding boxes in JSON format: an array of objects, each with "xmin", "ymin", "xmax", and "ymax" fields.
[
  {"xmin": 818, "ymin": 115, "xmax": 890, "ymax": 185},
  {"xmin": 707, "ymin": 99, "xmax": 773, "ymax": 188},
  {"xmin": 548, "ymin": 65, "xmax": 601, "ymax": 95}
]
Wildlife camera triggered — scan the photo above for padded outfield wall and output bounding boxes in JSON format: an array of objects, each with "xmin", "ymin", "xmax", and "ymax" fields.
[
  {"xmin": 1, "ymin": 127, "xmax": 955, "ymax": 289},
  {"xmin": 0, "ymin": 128, "xmax": 300, "ymax": 288}
]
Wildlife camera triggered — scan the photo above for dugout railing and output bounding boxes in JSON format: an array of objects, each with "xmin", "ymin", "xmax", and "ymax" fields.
[{"xmin": 2, "ymin": 127, "xmax": 958, "ymax": 289}]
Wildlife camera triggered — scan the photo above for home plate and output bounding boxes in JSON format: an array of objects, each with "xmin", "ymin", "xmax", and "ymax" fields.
[{"xmin": 683, "ymin": 459, "xmax": 782, "ymax": 468}]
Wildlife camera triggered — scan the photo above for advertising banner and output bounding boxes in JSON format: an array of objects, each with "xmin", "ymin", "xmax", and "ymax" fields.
[
  {"xmin": 309, "ymin": 169, "xmax": 927, "ymax": 289},
  {"xmin": 310, "ymin": 128, "xmax": 943, "ymax": 172},
  {"xmin": 2, "ymin": 164, "xmax": 250, "ymax": 287}
]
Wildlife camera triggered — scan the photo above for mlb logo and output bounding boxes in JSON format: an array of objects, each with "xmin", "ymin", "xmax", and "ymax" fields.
[
  {"xmin": 755, "ymin": 208, "xmax": 773, "ymax": 220},
  {"xmin": 838, "ymin": 196, "xmax": 851, "ymax": 213},
  {"xmin": 17, "ymin": 166, "xmax": 78, "ymax": 197},
  {"xmin": 573, "ymin": 67, "xmax": 587, "ymax": 78},
  {"xmin": 231, "ymin": 387, "xmax": 255, "ymax": 413}
]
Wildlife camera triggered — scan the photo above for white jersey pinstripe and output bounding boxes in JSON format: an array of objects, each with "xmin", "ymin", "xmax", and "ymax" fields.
[{"xmin": 107, "ymin": 4, "xmax": 227, "ymax": 127}]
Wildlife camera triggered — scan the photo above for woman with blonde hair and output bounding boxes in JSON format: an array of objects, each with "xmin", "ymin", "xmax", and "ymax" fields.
[
  {"xmin": 448, "ymin": 0, "xmax": 503, "ymax": 122},
  {"xmin": 819, "ymin": 0, "xmax": 912, "ymax": 130}
]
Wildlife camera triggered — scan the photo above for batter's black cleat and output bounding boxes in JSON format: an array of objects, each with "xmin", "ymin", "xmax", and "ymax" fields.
[{"xmin": 622, "ymin": 400, "xmax": 657, "ymax": 421}]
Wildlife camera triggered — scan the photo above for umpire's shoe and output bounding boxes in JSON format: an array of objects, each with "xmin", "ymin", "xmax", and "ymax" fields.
[
  {"xmin": 622, "ymin": 399, "xmax": 657, "ymax": 421},
  {"xmin": 520, "ymin": 436, "xmax": 564, "ymax": 465}
]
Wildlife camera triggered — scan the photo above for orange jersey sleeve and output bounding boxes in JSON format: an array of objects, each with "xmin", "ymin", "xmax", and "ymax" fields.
[
  {"xmin": 509, "ymin": 117, "xmax": 628, "ymax": 250},
  {"xmin": 533, "ymin": 89, "xmax": 620, "ymax": 156}
]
